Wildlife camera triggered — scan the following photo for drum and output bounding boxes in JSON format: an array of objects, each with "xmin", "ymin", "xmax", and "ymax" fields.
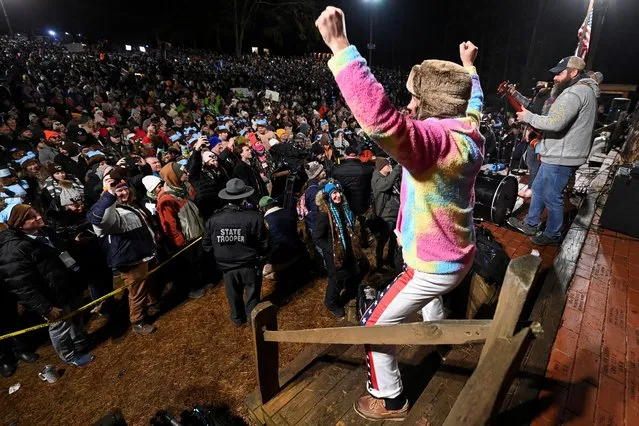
[{"xmin": 474, "ymin": 173, "xmax": 518, "ymax": 225}]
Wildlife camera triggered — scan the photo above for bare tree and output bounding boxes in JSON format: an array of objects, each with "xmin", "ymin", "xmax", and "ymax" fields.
[{"xmin": 231, "ymin": 0, "xmax": 316, "ymax": 57}]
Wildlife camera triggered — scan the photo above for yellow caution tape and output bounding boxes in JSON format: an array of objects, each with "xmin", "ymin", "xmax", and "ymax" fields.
[{"xmin": 0, "ymin": 237, "xmax": 202, "ymax": 341}]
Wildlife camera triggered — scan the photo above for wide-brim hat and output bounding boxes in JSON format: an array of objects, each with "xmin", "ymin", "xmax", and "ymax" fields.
[{"xmin": 218, "ymin": 178, "xmax": 255, "ymax": 200}]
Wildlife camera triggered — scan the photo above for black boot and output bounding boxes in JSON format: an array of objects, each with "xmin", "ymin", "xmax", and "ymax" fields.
[
  {"xmin": 1, "ymin": 362, "xmax": 17, "ymax": 377},
  {"xmin": 14, "ymin": 350, "xmax": 39, "ymax": 363}
]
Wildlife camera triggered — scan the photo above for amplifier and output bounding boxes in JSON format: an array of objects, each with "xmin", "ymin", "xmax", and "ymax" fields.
[{"xmin": 599, "ymin": 174, "xmax": 639, "ymax": 238}]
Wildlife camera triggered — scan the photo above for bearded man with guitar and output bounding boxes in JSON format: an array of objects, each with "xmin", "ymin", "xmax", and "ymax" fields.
[
  {"xmin": 508, "ymin": 56, "xmax": 599, "ymax": 246},
  {"xmin": 498, "ymin": 80, "xmax": 557, "ymax": 198}
]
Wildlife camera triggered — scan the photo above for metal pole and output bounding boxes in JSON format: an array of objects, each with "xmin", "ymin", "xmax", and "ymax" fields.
[
  {"xmin": 368, "ymin": 7, "xmax": 373, "ymax": 66},
  {"xmin": 0, "ymin": 0, "xmax": 13, "ymax": 37}
]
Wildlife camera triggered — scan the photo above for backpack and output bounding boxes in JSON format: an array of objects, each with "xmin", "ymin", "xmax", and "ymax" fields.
[
  {"xmin": 472, "ymin": 227, "xmax": 510, "ymax": 285},
  {"xmin": 296, "ymin": 182, "xmax": 317, "ymax": 220},
  {"xmin": 159, "ymin": 191, "xmax": 205, "ymax": 242}
]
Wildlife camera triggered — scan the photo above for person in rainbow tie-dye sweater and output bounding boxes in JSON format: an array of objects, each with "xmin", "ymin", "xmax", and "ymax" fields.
[{"xmin": 316, "ymin": 6, "xmax": 485, "ymax": 422}]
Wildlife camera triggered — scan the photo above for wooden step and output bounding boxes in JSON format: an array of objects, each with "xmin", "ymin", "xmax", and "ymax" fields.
[{"xmin": 250, "ymin": 343, "xmax": 437, "ymax": 425}]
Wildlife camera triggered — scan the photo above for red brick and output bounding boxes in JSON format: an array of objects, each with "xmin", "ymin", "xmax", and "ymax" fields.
[
  {"xmin": 585, "ymin": 234, "xmax": 601, "ymax": 248},
  {"xmin": 612, "ymin": 265, "xmax": 629, "ymax": 280},
  {"xmin": 566, "ymin": 381, "xmax": 598, "ymax": 424},
  {"xmin": 627, "ymin": 347, "xmax": 639, "ymax": 409},
  {"xmin": 609, "ymin": 277, "xmax": 628, "ymax": 292},
  {"xmin": 600, "ymin": 235, "xmax": 616, "ymax": 248},
  {"xmin": 628, "ymin": 404, "xmax": 639, "ymax": 426},
  {"xmin": 601, "ymin": 345, "xmax": 626, "ymax": 384},
  {"xmin": 547, "ymin": 348, "xmax": 576, "ymax": 385},
  {"xmin": 615, "ymin": 240, "xmax": 630, "ymax": 256},
  {"xmin": 567, "ymin": 287, "xmax": 589, "ymax": 313},
  {"xmin": 592, "ymin": 263, "xmax": 611, "ymax": 283},
  {"xmin": 554, "ymin": 327, "xmax": 579, "ymax": 356},
  {"xmin": 538, "ymin": 387, "xmax": 569, "ymax": 423},
  {"xmin": 628, "ymin": 327, "xmax": 639, "ymax": 349},
  {"xmin": 530, "ymin": 416, "xmax": 556, "ymax": 426},
  {"xmin": 573, "ymin": 347, "xmax": 601, "ymax": 386},
  {"xmin": 605, "ymin": 298, "xmax": 627, "ymax": 331},
  {"xmin": 587, "ymin": 286, "xmax": 608, "ymax": 315},
  {"xmin": 629, "ymin": 289, "xmax": 639, "ymax": 308},
  {"xmin": 589, "ymin": 278, "xmax": 608, "ymax": 294},
  {"xmin": 575, "ymin": 265, "xmax": 593, "ymax": 279},
  {"xmin": 596, "ymin": 251, "xmax": 614, "ymax": 267},
  {"xmin": 595, "ymin": 375, "xmax": 625, "ymax": 426},
  {"xmin": 628, "ymin": 304, "xmax": 639, "ymax": 328},
  {"xmin": 581, "ymin": 243, "xmax": 599, "ymax": 257},
  {"xmin": 571, "ymin": 276, "xmax": 590, "ymax": 292},
  {"xmin": 562, "ymin": 307, "xmax": 584, "ymax": 334},
  {"xmin": 578, "ymin": 253, "xmax": 596, "ymax": 269},
  {"xmin": 578, "ymin": 324, "xmax": 604, "ymax": 353}
]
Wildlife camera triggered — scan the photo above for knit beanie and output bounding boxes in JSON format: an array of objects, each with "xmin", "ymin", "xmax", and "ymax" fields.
[
  {"xmin": 7, "ymin": 204, "xmax": 32, "ymax": 229},
  {"xmin": 406, "ymin": 60, "xmax": 472, "ymax": 120},
  {"xmin": 375, "ymin": 157, "xmax": 390, "ymax": 171},
  {"xmin": 171, "ymin": 162, "xmax": 185, "ymax": 179},
  {"xmin": 58, "ymin": 180, "xmax": 84, "ymax": 206},
  {"xmin": 48, "ymin": 163, "xmax": 65, "ymax": 176},
  {"xmin": 305, "ymin": 161, "xmax": 324, "ymax": 180}
]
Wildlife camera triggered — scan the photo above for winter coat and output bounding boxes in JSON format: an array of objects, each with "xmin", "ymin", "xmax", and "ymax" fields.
[
  {"xmin": 187, "ymin": 150, "xmax": 227, "ymax": 219},
  {"xmin": 202, "ymin": 204, "xmax": 269, "ymax": 271},
  {"xmin": 331, "ymin": 158, "xmax": 373, "ymax": 216},
  {"xmin": 233, "ymin": 160, "xmax": 266, "ymax": 200},
  {"xmin": 0, "ymin": 228, "xmax": 80, "ymax": 316},
  {"xmin": 38, "ymin": 145, "xmax": 59, "ymax": 165},
  {"xmin": 87, "ymin": 192, "xmax": 157, "ymax": 270},
  {"xmin": 302, "ymin": 178, "xmax": 322, "ymax": 231},
  {"xmin": 264, "ymin": 207, "xmax": 303, "ymax": 265},
  {"xmin": 371, "ymin": 164, "xmax": 401, "ymax": 221}
]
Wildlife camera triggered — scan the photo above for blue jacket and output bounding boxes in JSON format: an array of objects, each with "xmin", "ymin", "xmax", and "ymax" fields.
[{"xmin": 87, "ymin": 192, "xmax": 156, "ymax": 270}]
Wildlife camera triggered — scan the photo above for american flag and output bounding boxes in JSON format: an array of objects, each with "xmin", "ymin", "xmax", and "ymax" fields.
[{"xmin": 576, "ymin": 0, "xmax": 595, "ymax": 59}]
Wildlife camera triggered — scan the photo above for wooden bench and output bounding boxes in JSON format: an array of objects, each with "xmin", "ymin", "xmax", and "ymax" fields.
[{"xmin": 246, "ymin": 255, "xmax": 542, "ymax": 425}]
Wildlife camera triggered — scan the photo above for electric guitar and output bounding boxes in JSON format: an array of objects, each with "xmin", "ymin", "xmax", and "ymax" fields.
[{"xmin": 497, "ymin": 81, "xmax": 543, "ymax": 148}]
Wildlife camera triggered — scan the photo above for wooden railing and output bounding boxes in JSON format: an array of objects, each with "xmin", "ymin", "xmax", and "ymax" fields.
[{"xmin": 250, "ymin": 254, "xmax": 542, "ymax": 425}]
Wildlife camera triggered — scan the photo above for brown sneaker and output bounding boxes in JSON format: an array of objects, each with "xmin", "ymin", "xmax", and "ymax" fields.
[{"xmin": 354, "ymin": 395, "xmax": 408, "ymax": 422}]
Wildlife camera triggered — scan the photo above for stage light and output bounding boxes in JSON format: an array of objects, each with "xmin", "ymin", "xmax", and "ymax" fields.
[
  {"xmin": 125, "ymin": 45, "xmax": 132, "ymax": 51},
  {"xmin": 48, "ymin": 30, "xmax": 56, "ymax": 36},
  {"xmin": 139, "ymin": 46, "xmax": 146, "ymax": 53},
  {"xmin": 64, "ymin": 31, "xmax": 70, "ymax": 35}
]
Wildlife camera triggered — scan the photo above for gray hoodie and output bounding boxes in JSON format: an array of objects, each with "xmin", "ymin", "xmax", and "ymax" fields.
[{"xmin": 523, "ymin": 76, "xmax": 599, "ymax": 166}]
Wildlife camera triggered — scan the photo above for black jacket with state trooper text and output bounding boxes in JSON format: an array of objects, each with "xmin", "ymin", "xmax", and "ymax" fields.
[{"xmin": 202, "ymin": 204, "xmax": 269, "ymax": 271}]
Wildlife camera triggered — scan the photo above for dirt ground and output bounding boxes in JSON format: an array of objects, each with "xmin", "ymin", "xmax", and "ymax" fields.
[
  {"xmin": 0, "ymin": 197, "xmax": 565, "ymax": 426},
  {"xmin": 0, "ymin": 265, "xmax": 340, "ymax": 426}
]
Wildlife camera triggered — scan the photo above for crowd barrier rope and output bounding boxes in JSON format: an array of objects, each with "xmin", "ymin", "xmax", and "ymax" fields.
[{"xmin": 0, "ymin": 237, "xmax": 203, "ymax": 341}]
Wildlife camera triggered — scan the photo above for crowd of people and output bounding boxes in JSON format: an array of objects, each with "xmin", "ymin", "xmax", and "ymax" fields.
[{"xmin": 0, "ymin": 35, "xmax": 405, "ymax": 377}]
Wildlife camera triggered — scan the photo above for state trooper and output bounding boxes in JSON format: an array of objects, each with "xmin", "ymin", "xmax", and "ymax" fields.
[{"xmin": 202, "ymin": 178, "xmax": 269, "ymax": 326}]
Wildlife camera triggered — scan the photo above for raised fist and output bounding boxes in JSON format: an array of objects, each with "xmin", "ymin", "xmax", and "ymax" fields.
[
  {"xmin": 459, "ymin": 41, "xmax": 479, "ymax": 67},
  {"xmin": 315, "ymin": 7, "xmax": 350, "ymax": 55}
]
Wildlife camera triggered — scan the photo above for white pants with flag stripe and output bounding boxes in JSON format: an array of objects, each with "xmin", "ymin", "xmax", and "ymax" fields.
[{"xmin": 360, "ymin": 264, "xmax": 470, "ymax": 399}]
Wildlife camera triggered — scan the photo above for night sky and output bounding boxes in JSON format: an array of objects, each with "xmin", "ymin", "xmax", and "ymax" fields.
[{"xmin": 3, "ymin": 0, "xmax": 638, "ymax": 94}]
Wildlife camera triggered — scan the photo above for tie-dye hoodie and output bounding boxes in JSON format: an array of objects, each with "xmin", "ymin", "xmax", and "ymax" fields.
[{"xmin": 328, "ymin": 46, "xmax": 484, "ymax": 274}]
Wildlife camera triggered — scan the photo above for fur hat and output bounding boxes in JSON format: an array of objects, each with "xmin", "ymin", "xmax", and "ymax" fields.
[
  {"xmin": 406, "ymin": 60, "xmax": 472, "ymax": 120},
  {"xmin": 58, "ymin": 180, "xmax": 84, "ymax": 206}
]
